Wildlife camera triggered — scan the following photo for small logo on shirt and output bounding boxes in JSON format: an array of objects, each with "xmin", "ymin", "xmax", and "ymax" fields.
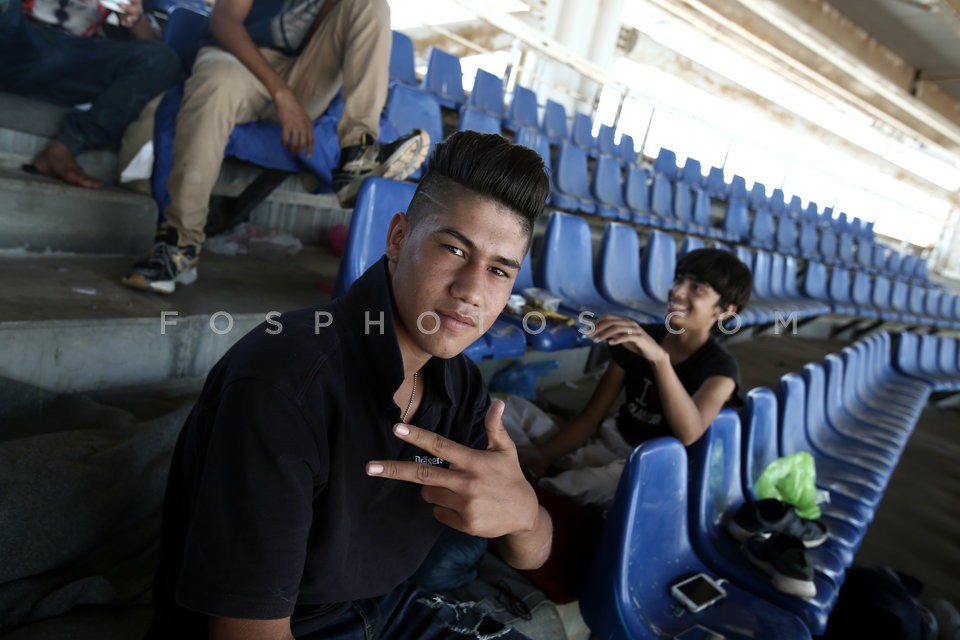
[{"xmin": 415, "ymin": 455, "xmax": 446, "ymax": 467}]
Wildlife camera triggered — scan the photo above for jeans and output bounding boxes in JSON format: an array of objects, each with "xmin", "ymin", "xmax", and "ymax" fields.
[
  {"xmin": 0, "ymin": 0, "xmax": 181, "ymax": 155},
  {"xmin": 293, "ymin": 582, "xmax": 531, "ymax": 640}
]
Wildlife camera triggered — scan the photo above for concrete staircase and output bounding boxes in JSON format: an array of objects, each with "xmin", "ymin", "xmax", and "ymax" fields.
[{"xmin": 0, "ymin": 92, "xmax": 356, "ymax": 393}]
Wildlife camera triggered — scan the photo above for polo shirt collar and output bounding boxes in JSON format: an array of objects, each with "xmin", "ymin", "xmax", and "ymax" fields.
[{"xmin": 340, "ymin": 256, "xmax": 454, "ymax": 410}]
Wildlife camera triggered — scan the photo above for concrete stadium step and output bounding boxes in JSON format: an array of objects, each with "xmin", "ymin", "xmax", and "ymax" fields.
[
  {"xmin": 0, "ymin": 168, "xmax": 157, "ymax": 255},
  {"xmin": 0, "ymin": 247, "xmax": 341, "ymax": 392}
]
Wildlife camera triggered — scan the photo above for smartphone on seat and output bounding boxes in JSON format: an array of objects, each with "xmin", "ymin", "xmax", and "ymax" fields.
[{"xmin": 669, "ymin": 573, "xmax": 727, "ymax": 613}]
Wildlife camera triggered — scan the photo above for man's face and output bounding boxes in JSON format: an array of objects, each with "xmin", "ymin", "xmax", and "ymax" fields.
[
  {"xmin": 385, "ymin": 193, "xmax": 528, "ymax": 359},
  {"xmin": 665, "ymin": 275, "xmax": 734, "ymax": 333}
]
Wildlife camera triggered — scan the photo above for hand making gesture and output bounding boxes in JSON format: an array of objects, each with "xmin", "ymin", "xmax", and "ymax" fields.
[
  {"xmin": 366, "ymin": 399, "xmax": 552, "ymax": 568},
  {"xmin": 589, "ymin": 314, "xmax": 668, "ymax": 366}
]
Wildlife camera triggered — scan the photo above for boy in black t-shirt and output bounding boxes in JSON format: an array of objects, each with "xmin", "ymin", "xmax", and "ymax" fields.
[{"xmin": 510, "ymin": 248, "xmax": 751, "ymax": 508}]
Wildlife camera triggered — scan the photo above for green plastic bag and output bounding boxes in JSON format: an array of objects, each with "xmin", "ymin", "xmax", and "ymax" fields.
[{"xmin": 754, "ymin": 452, "xmax": 821, "ymax": 519}]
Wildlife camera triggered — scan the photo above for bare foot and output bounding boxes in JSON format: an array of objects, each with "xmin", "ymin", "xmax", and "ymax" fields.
[{"xmin": 32, "ymin": 140, "xmax": 103, "ymax": 189}]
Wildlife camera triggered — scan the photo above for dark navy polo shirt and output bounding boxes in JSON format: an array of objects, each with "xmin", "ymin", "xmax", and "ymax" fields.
[{"xmin": 148, "ymin": 257, "xmax": 490, "ymax": 638}]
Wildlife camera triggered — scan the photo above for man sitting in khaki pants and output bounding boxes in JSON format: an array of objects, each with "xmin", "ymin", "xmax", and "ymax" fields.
[{"xmin": 122, "ymin": 0, "xmax": 428, "ymax": 295}]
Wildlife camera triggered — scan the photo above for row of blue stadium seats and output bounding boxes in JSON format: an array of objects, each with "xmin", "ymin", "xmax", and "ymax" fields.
[
  {"xmin": 803, "ymin": 261, "xmax": 960, "ymax": 329},
  {"xmin": 582, "ymin": 330, "xmax": 939, "ymax": 638}
]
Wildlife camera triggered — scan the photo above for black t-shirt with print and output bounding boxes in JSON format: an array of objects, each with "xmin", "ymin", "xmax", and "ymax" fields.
[{"xmin": 611, "ymin": 324, "xmax": 741, "ymax": 447}]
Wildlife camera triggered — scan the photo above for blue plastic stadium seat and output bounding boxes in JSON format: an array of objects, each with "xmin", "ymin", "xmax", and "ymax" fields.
[
  {"xmin": 580, "ymin": 438, "xmax": 812, "ymax": 640},
  {"xmin": 801, "ymin": 261, "xmax": 830, "ymax": 304},
  {"xmin": 390, "ymin": 31, "xmax": 418, "ymax": 87},
  {"xmin": 515, "ymin": 127, "xmax": 551, "ymax": 176},
  {"xmin": 541, "ymin": 99, "xmax": 567, "ymax": 143},
  {"xmin": 907, "ymin": 285, "xmax": 926, "ymax": 321},
  {"xmin": 504, "ymin": 84, "xmax": 538, "ymax": 132},
  {"xmin": 889, "ymin": 280, "xmax": 912, "ymax": 322},
  {"xmin": 467, "ymin": 68, "xmax": 505, "ymax": 117},
  {"xmin": 162, "ymin": 5, "xmax": 208, "ymax": 71},
  {"xmin": 871, "ymin": 276, "xmax": 895, "ymax": 320},
  {"xmin": 552, "ymin": 142, "xmax": 596, "ymax": 214},
  {"xmin": 680, "ymin": 236, "xmax": 705, "ymax": 256},
  {"xmin": 623, "ymin": 165, "xmax": 652, "ymax": 224},
  {"xmin": 705, "ymin": 166, "xmax": 729, "ymax": 199},
  {"xmin": 776, "ymin": 216, "xmax": 799, "ymax": 255},
  {"xmin": 855, "ymin": 239, "xmax": 874, "ymax": 272},
  {"xmin": 596, "ymin": 124, "xmax": 617, "ymax": 157},
  {"xmin": 537, "ymin": 213, "xmax": 650, "ymax": 323},
  {"xmin": 618, "ymin": 134, "xmax": 636, "ymax": 164},
  {"xmin": 650, "ymin": 172, "xmax": 678, "ymax": 229},
  {"xmin": 592, "ymin": 154, "xmax": 631, "ymax": 220},
  {"xmin": 686, "ymin": 411, "xmax": 841, "ymax": 636},
  {"xmin": 597, "ymin": 224, "xmax": 671, "ymax": 321},
  {"xmin": 729, "ymin": 174, "xmax": 747, "ymax": 202},
  {"xmin": 750, "ymin": 209, "xmax": 776, "ymax": 250},
  {"xmin": 384, "ymin": 83, "xmax": 443, "ymax": 181},
  {"xmin": 850, "ymin": 270, "xmax": 880, "ymax": 318},
  {"xmin": 749, "ymin": 182, "xmax": 768, "ymax": 211},
  {"xmin": 827, "ymin": 267, "xmax": 857, "ymax": 316},
  {"xmin": 723, "ymin": 200, "xmax": 750, "ymax": 241},
  {"xmin": 691, "ymin": 188, "xmax": 716, "ymax": 235},
  {"xmin": 680, "ymin": 157, "xmax": 703, "ymax": 188},
  {"xmin": 799, "ymin": 222, "xmax": 819, "ymax": 260},
  {"xmin": 819, "ymin": 229, "xmax": 839, "ymax": 265},
  {"xmin": 334, "ymin": 178, "xmax": 525, "ymax": 360},
  {"xmin": 421, "ymin": 47, "xmax": 465, "ymax": 109},
  {"xmin": 653, "ymin": 147, "xmax": 679, "ymax": 182},
  {"xmin": 768, "ymin": 188, "xmax": 785, "ymax": 215},
  {"xmin": 570, "ymin": 112, "xmax": 596, "ymax": 151},
  {"xmin": 787, "ymin": 195, "xmax": 803, "ymax": 217},
  {"xmin": 837, "ymin": 233, "xmax": 855, "ymax": 266},
  {"xmin": 457, "ymin": 105, "xmax": 502, "ymax": 135}
]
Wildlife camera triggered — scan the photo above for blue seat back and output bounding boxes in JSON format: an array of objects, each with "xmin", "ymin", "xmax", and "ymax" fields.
[
  {"xmin": 907, "ymin": 285, "xmax": 926, "ymax": 317},
  {"xmin": 856, "ymin": 239, "xmax": 874, "ymax": 270},
  {"xmin": 681, "ymin": 157, "xmax": 703, "ymax": 187},
  {"xmin": 799, "ymin": 222, "xmax": 818, "ymax": 257},
  {"xmin": 742, "ymin": 387, "xmax": 780, "ymax": 497},
  {"xmin": 421, "ymin": 47, "xmax": 464, "ymax": 108},
  {"xmin": 894, "ymin": 331, "xmax": 922, "ymax": 377},
  {"xmin": 596, "ymin": 124, "xmax": 617, "ymax": 156},
  {"xmin": 783, "ymin": 256, "xmax": 801, "ymax": 297},
  {"xmin": 924, "ymin": 287, "xmax": 942, "ymax": 317},
  {"xmin": 457, "ymin": 106, "xmax": 501, "ymax": 134},
  {"xmin": 890, "ymin": 280, "xmax": 909, "ymax": 313},
  {"xmin": 873, "ymin": 245, "xmax": 888, "ymax": 271},
  {"xmin": 938, "ymin": 336, "xmax": 957, "ymax": 376},
  {"xmin": 389, "ymin": 31, "xmax": 418, "ymax": 86},
  {"xmin": 554, "ymin": 142, "xmax": 591, "ymax": 200},
  {"xmin": 728, "ymin": 174, "xmax": 747, "ymax": 202},
  {"xmin": 598, "ymin": 222, "xmax": 647, "ymax": 303},
  {"xmin": 851, "ymin": 270, "xmax": 872, "ymax": 307},
  {"xmin": 692, "ymin": 189, "xmax": 711, "ymax": 229},
  {"xmin": 752, "ymin": 251, "xmax": 774, "ymax": 299},
  {"xmin": 541, "ymin": 99, "xmax": 567, "ymax": 141},
  {"xmin": 819, "ymin": 229, "xmax": 838, "ymax": 263},
  {"xmin": 592, "ymin": 154, "xmax": 626, "ymax": 210},
  {"xmin": 724, "ymin": 201, "xmax": 749, "ymax": 239},
  {"xmin": 749, "ymin": 181, "xmax": 767, "ymax": 210},
  {"xmin": 513, "ymin": 250, "xmax": 535, "ymax": 294},
  {"xmin": 538, "ymin": 212, "xmax": 601, "ymax": 301},
  {"xmin": 673, "ymin": 183, "xmax": 694, "ymax": 223},
  {"xmin": 706, "ymin": 166, "xmax": 728, "ymax": 198},
  {"xmin": 384, "ymin": 84, "xmax": 442, "ymax": 180},
  {"xmin": 650, "ymin": 172, "xmax": 674, "ymax": 219},
  {"xmin": 618, "ymin": 133, "xmax": 636, "ymax": 164},
  {"xmin": 515, "ymin": 127, "xmax": 552, "ymax": 175},
  {"xmin": 901, "ymin": 254, "xmax": 917, "ymax": 280},
  {"xmin": 641, "ymin": 230, "xmax": 676, "ymax": 303},
  {"xmin": 776, "ymin": 217, "xmax": 798, "ymax": 253},
  {"xmin": 919, "ymin": 333, "xmax": 941, "ymax": 375},
  {"xmin": 334, "ymin": 178, "xmax": 416, "ymax": 297},
  {"xmin": 886, "ymin": 250, "xmax": 902, "ymax": 276},
  {"xmin": 162, "ymin": 6, "xmax": 209, "ymax": 71},
  {"xmin": 653, "ymin": 147, "xmax": 678, "ymax": 182},
  {"xmin": 623, "ymin": 165, "xmax": 650, "ymax": 213},
  {"xmin": 827, "ymin": 267, "xmax": 852, "ymax": 305},
  {"xmin": 680, "ymin": 236, "xmax": 705, "ymax": 256},
  {"xmin": 778, "ymin": 373, "xmax": 810, "ymax": 457},
  {"xmin": 467, "ymin": 68, "xmax": 504, "ymax": 116},
  {"xmin": 802, "ymin": 261, "xmax": 828, "ymax": 301},
  {"xmin": 768, "ymin": 253, "xmax": 787, "ymax": 298},
  {"xmin": 871, "ymin": 276, "xmax": 892, "ymax": 310},
  {"xmin": 838, "ymin": 233, "xmax": 855, "ymax": 265},
  {"xmin": 505, "ymin": 84, "xmax": 538, "ymax": 131},
  {"xmin": 939, "ymin": 292, "xmax": 954, "ymax": 319},
  {"xmin": 769, "ymin": 188, "xmax": 785, "ymax": 214},
  {"xmin": 570, "ymin": 112, "xmax": 595, "ymax": 150},
  {"xmin": 751, "ymin": 209, "xmax": 775, "ymax": 247}
]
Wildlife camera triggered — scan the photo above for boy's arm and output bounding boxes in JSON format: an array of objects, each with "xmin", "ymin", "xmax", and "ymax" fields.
[
  {"xmin": 648, "ymin": 364, "xmax": 736, "ymax": 445},
  {"xmin": 209, "ymin": 0, "xmax": 313, "ymax": 155},
  {"xmin": 532, "ymin": 362, "xmax": 625, "ymax": 471}
]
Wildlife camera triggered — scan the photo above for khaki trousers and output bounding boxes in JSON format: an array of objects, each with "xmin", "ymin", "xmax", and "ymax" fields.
[{"xmin": 165, "ymin": 0, "xmax": 390, "ymax": 247}]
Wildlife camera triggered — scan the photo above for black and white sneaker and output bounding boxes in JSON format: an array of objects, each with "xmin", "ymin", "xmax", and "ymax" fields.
[
  {"xmin": 727, "ymin": 499, "xmax": 828, "ymax": 548},
  {"xmin": 745, "ymin": 533, "xmax": 817, "ymax": 598},
  {"xmin": 122, "ymin": 228, "xmax": 199, "ymax": 295},
  {"xmin": 332, "ymin": 129, "xmax": 430, "ymax": 207}
]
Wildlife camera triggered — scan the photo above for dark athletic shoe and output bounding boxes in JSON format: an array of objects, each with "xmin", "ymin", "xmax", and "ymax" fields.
[
  {"xmin": 122, "ymin": 227, "xmax": 199, "ymax": 295},
  {"xmin": 332, "ymin": 129, "xmax": 430, "ymax": 207},
  {"xmin": 745, "ymin": 533, "xmax": 817, "ymax": 598},
  {"xmin": 727, "ymin": 499, "xmax": 828, "ymax": 548}
]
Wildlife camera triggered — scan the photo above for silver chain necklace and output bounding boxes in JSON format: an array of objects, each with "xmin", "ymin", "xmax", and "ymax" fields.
[{"xmin": 401, "ymin": 370, "xmax": 418, "ymax": 423}]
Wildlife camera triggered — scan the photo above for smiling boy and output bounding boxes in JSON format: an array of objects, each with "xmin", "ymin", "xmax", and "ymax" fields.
[
  {"xmin": 147, "ymin": 132, "xmax": 552, "ymax": 639},
  {"xmin": 514, "ymin": 248, "xmax": 752, "ymax": 508}
]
